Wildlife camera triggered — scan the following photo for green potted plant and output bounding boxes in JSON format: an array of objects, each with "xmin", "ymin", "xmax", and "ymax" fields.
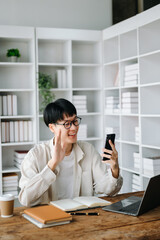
[
  {"xmin": 6, "ymin": 48, "xmax": 21, "ymax": 62},
  {"xmin": 38, "ymin": 72, "xmax": 55, "ymax": 112}
]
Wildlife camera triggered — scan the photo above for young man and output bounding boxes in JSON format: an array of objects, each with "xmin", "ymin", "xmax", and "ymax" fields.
[{"xmin": 19, "ymin": 98, "xmax": 123, "ymax": 207}]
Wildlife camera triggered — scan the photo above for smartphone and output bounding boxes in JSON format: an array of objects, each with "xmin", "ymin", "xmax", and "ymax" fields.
[{"xmin": 102, "ymin": 133, "xmax": 116, "ymax": 161}]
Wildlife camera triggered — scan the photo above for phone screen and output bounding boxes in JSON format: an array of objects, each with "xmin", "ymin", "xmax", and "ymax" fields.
[{"xmin": 103, "ymin": 134, "xmax": 115, "ymax": 161}]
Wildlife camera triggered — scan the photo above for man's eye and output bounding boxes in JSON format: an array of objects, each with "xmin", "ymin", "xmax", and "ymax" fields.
[{"xmin": 64, "ymin": 122, "xmax": 70, "ymax": 127}]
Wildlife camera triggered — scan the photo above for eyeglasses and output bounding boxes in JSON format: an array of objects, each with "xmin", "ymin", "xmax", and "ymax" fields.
[{"xmin": 56, "ymin": 117, "xmax": 82, "ymax": 129}]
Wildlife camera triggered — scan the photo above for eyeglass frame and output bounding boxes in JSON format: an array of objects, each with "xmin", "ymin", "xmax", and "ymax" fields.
[{"xmin": 55, "ymin": 116, "xmax": 82, "ymax": 129}]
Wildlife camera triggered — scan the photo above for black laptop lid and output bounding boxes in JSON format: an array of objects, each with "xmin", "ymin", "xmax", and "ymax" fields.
[{"xmin": 137, "ymin": 174, "xmax": 160, "ymax": 215}]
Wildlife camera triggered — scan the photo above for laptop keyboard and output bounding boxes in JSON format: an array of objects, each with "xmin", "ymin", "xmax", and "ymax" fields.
[{"xmin": 120, "ymin": 201, "xmax": 141, "ymax": 214}]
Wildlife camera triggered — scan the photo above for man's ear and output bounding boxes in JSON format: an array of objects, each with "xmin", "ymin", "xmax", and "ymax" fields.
[{"xmin": 48, "ymin": 123, "xmax": 55, "ymax": 133}]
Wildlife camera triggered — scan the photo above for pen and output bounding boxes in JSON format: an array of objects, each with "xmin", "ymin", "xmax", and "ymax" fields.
[{"xmin": 70, "ymin": 212, "xmax": 99, "ymax": 216}]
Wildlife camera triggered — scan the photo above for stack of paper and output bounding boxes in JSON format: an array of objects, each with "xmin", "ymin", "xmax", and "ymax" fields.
[
  {"xmin": 72, "ymin": 95, "xmax": 87, "ymax": 114},
  {"xmin": 124, "ymin": 63, "xmax": 139, "ymax": 86},
  {"xmin": 56, "ymin": 69, "xmax": 67, "ymax": 88},
  {"xmin": 132, "ymin": 174, "xmax": 141, "ymax": 192},
  {"xmin": 133, "ymin": 152, "xmax": 140, "ymax": 171},
  {"xmin": 0, "ymin": 95, "xmax": 17, "ymax": 116},
  {"xmin": 105, "ymin": 96, "xmax": 119, "ymax": 114},
  {"xmin": 143, "ymin": 156, "xmax": 160, "ymax": 176},
  {"xmin": 2, "ymin": 172, "xmax": 19, "ymax": 196},
  {"xmin": 121, "ymin": 92, "xmax": 138, "ymax": 114},
  {"xmin": 135, "ymin": 126, "xmax": 140, "ymax": 142},
  {"xmin": 78, "ymin": 124, "xmax": 87, "ymax": 139},
  {"xmin": 14, "ymin": 150, "xmax": 28, "ymax": 169},
  {"xmin": 105, "ymin": 127, "xmax": 119, "ymax": 139}
]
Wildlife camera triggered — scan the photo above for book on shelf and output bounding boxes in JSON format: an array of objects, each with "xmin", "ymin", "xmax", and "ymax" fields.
[
  {"xmin": 122, "ymin": 92, "xmax": 138, "ymax": 98},
  {"xmin": 14, "ymin": 150, "xmax": 28, "ymax": 169},
  {"xmin": 50, "ymin": 196, "xmax": 111, "ymax": 212},
  {"xmin": 125, "ymin": 63, "xmax": 139, "ymax": 71},
  {"xmin": 56, "ymin": 69, "xmax": 67, "ymax": 89},
  {"xmin": 2, "ymin": 95, "xmax": 7, "ymax": 116},
  {"xmin": 125, "ymin": 69, "xmax": 139, "ymax": 76},
  {"xmin": 0, "ymin": 95, "xmax": 2, "ymax": 115},
  {"xmin": 23, "ymin": 205, "xmax": 72, "ymax": 228},
  {"xmin": 2, "ymin": 172, "xmax": 19, "ymax": 195}
]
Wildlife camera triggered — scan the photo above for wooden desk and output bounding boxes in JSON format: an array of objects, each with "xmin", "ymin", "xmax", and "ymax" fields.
[{"xmin": 0, "ymin": 192, "xmax": 160, "ymax": 240}]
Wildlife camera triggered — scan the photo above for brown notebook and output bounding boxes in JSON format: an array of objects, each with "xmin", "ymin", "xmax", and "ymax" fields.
[{"xmin": 23, "ymin": 205, "xmax": 72, "ymax": 224}]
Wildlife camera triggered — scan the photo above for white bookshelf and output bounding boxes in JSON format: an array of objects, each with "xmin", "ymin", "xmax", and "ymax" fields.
[
  {"xmin": 36, "ymin": 28, "xmax": 103, "ymax": 151},
  {"xmin": 0, "ymin": 26, "xmax": 36, "ymax": 201},
  {"xmin": 103, "ymin": 5, "xmax": 160, "ymax": 193},
  {"xmin": 1, "ymin": 5, "xmax": 160, "ymax": 202}
]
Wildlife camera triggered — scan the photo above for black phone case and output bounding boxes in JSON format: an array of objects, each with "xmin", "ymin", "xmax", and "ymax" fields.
[{"xmin": 103, "ymin": 134, "xmax": 115, "ymax": 161}]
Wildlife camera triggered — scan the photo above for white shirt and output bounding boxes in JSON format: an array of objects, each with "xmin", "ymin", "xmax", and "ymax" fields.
[{"xmin": 56, "ymin": 150, "xmax": 74, "ymax": 199}]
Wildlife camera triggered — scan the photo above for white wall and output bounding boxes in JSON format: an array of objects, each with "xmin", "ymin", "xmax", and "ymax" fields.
[{"xmin": 0, "ymin": 0, "xmax": 112, "ymax": 30}]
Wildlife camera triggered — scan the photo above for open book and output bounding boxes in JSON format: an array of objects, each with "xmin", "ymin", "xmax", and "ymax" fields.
[
  {"xmin": 50, "ymin": 196, "xmax": 111, "ymax": 212},
  {"xmin": 23, "ymin": 205, "xmax": 72, "ymax": 228}
]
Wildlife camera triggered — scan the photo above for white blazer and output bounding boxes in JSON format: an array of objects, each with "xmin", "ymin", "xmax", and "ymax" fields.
[{"xmin": 19, "ymin": 139, "xmax": 123, "ymax": 207}]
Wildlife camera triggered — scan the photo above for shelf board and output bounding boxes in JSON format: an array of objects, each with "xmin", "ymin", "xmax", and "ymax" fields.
[
  {"xmin": 140, "ymin": 82, "xmax": 160, "ymax": 88},
  {"xmin": 120, "ymin": 55, "xmax": 138, "ymax": 62},
  {"xmin": 120, "ymin": 167, "xmax": 140, "ymax": 174},
  {"xmin": 141, "ymin": 144, "xmax": 160, "ymax": 150},
  {"xmin": 72, "ymin": 88, "xmax": 101, "ymax": 91},
  {"xmin": 38, "ymin": 63, "xmax": 69, "ymax": 67},
  {"xmin": 2, "ymin": 166, "xmax": 20, "ymax": 173},
  {"xmin": 104, "ymin": 87, "xmax": 120, "ymax": 90},
  {"xmin": 139, "ymin": 49, "xmax": 160, "ymax": 58},
  {"xmin": 77, "ymin": 112, "xmax": 101, "ymax": 116},
  {"xmin": 141, "ymin": 114, "xmax": 160, "ymax": 118},
  {"xmin": 0, "ymin": 62, "xmax": 33, "ymax": 67},
  {"xmin": 121, "ymin": 140, "xmax": 139, "ymax": 146},
  {"xmin": 78, "ymin": 137, "xmax": 102, "ymax": 141},
  {"xmin": 72, "ymin": 63, "xmax": 101, "ymax": 67},
  {"xmin": 0, "ymin": 115, "xmax": 34, "ymax": 119},
  {"xmin": 103, "ymin": 60, "xmax": 119, "ymax": 66},
  {"xmin": 0, "ymin": 89, "xmax": 34, "ymax": 92},
  {"xmin": 1, "ymin": 142, "xmax": 35, "ymax": 147}
]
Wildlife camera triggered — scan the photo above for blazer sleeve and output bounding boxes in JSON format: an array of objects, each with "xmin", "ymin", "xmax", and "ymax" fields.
[{"xmin": 18, "ymin": 149, "xmax": 56, "ymax": 207}]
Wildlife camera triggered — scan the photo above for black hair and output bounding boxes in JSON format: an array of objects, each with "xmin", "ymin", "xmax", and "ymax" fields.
[{"xmin": 43, "ymin": 98, "xmax": 77, "ymax": 127}]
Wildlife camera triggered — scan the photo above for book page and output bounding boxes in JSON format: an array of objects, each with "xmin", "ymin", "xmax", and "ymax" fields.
[
  {"xmin": 73, "ymin": 196, "xmax": 111, "ymax": 208},
  {"xmin": 50, "ymin": 198, "xmax": 88, "ymax": 211}
]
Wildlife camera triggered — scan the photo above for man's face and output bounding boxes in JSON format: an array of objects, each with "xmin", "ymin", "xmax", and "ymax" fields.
[{"xmin": 50, "ymin": 114, "xmax": 79, "ymax": 145}]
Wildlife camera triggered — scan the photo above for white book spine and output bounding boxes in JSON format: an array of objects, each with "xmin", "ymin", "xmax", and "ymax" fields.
[
  {"xmin": 7, "ymin": 95, "xmax": 12, "ymax": 116},
  {"xmin": 14, "ymin": 121, "xmax": 19, "ymax": 142},
  {"xmin": 62, "ymin": 70, "xmax": 67, "ymax": 88},
  {"xmin": 2, "ymin": 95, "xmax": 7, "ymax": 116},
  {"xmin": 23, "ymin": 121, "xmax": 28, "ymax": 141},
  {"xmin": 0, "ymin": 96, "xmax": 2, "ymax": 115},
  {"xmin": 1, "ymin": 122, "xmax": 6, "ymax": 143},
  {"xmin": 19, "ymin": 121, "xmax": 24, "ymax": 142},
  {"xmin": 28, "ymin": 121, "xmax": 33, "ymax": 141},
  {"xmin": 57, "ymin": 70, "xmax": 62, "ymax": 88},
  {"xmin": 125, "ymin": 63, "xmax": 139, "ymax": 71},
  {"xmin": 9, "ymin": 121, "xmax": 14, "ymax": 142},
  {"xmin": 12, "ymin": 95, "xmax": 17, "ymax": 115}
]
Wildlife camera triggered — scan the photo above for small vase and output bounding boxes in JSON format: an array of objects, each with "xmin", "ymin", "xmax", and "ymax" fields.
[{"xmin": 10, "ymin": 56, "xmax": 18, "ymax": 62}]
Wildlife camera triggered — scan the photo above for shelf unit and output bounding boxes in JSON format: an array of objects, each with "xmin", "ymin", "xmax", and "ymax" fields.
[
  {"xmin": 1, "ymin": 5, "xmax": 160, "ymax": 203},
  {"xmin": 35, "ymin": 28, "xmax": 103, "ymax": 152},
  {"xmin": 103, "ymin": 5, "xmax": 160, "ymax": 193},
  {"xmin": 0, "ymin": 26, "xmax": 36, "ymax": 202}
]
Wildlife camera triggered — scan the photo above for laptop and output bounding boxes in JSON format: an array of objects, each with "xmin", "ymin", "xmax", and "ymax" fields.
[{"xmin": 102, "ymin": 174, "xmax": 160, "ymax": 216}]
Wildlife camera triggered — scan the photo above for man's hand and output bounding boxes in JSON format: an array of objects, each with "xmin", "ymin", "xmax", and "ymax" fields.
[{"xmin": 102, "ymin": 140, "xmax": 119, "ymax": 179}]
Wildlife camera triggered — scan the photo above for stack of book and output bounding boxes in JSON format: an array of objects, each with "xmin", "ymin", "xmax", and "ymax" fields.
[
  {"xmin": 124, "ymin": 63, "xmax": 139, "ymax": 86},
  {"xmin": 72, "ymin": 95, "xmax": 87, "ymax": 114},
  {"xmin": 0, "ymin": 94, "xmax": 17, "ymax": 116},
  {"xmin": 143, "ymin": 156, "xmax": 160, "ymax": 176},
  {"xmin": 78, "ymin": 124, "xmax": 87, "ymax": 139},
  {"xmin": 133, "ymin": 152, "xmax": 140, "ymax": 171},
  {"xmin": 135, "ymin": 126, "xmax": 140, "ymax": 142},
  {"xmin": 132, "ymin": 174, "xmax": 141, "ymax": 192},
  {"xmin": 121, "ymin": 92, "xmax": 138, "ymax": 114},
  {"xmin": 105, "ymin": 96, "xmax": 119, "ymax": 114},
  {"xmin": 14, "ymin": 150, "xmax": 28, "ymax": 169},
  {"xmin": 2, "ymin": 172, "xmax": 19, "ymax": 196},
  {"xmin": 1, "ymin": 120, "xmax": 33, "ymax": 143},
  {"xmin": 105, "ymin": 127, "xmax": 119, "ymax": 139},
  {"xmin": 23, "ymin": 205, "xmax": 72, "ymax": 228},
  {"xmin": 56, "ymin": 69, "xmax": 67, "ymax": 88}
]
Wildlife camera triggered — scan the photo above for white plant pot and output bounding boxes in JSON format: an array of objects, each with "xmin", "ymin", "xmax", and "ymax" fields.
[{"xmin": 10, "ymin": 56, "xmax": 18, "ymax": 62}]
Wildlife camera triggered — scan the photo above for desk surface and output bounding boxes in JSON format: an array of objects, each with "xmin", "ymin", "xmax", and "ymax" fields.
[{"xmin": 0, "ymin": 192, "xmax": 160, "ymax": 240}]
